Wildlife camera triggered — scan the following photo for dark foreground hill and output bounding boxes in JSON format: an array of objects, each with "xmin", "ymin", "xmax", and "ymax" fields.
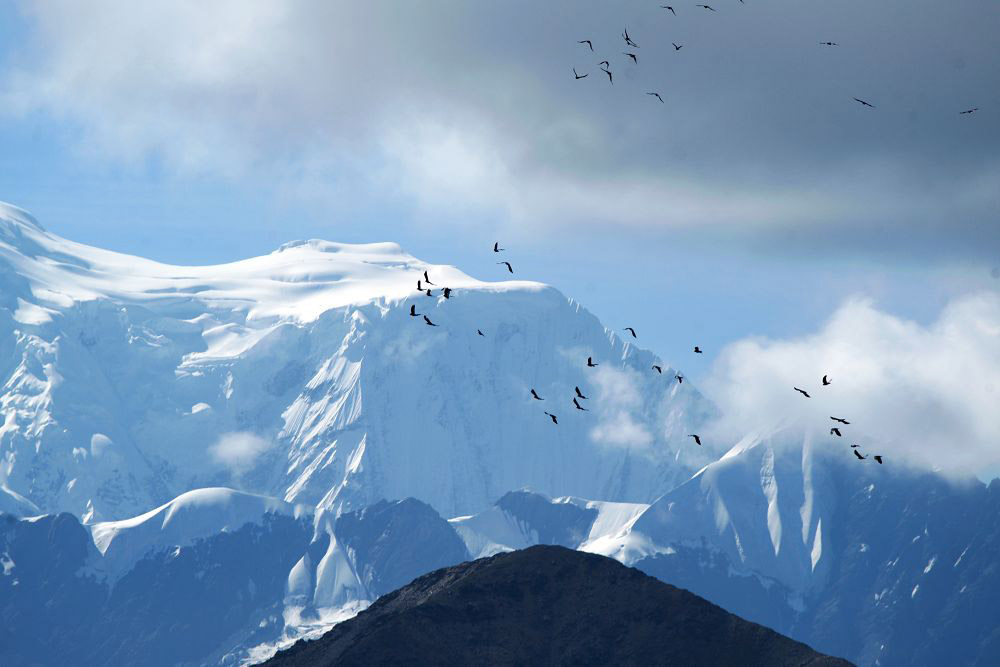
[{"xmin": 264, "ymin": 545, "xmax": 853, "ymax": 667}]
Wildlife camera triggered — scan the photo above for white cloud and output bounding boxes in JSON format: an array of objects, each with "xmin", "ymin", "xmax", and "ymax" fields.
[
  {"xmin": 209, "ymin": 431, "xmax": 273, "ymax": 473},
  {"xmin": 588, "ymin": 366, "xmax": 652, "ymax": 448},
  {"xmin": 702, "ymin": 292, "xmax": 1000, "ymax": 474}
]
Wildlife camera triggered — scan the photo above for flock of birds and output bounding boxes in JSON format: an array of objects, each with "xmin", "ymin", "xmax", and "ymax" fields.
[
  {"xmin": 409, "ymin": 241, "xmax": 884, "ymax": 465},
  {"xmin": 571, "ymin": 3, "xmax": 980, "ymax": 116}
]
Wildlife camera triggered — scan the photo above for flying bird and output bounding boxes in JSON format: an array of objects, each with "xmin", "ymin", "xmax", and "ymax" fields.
[
  {"xmin": 689, "ymin": 434, "xmax": 702, "ymax": 446},
  {"xmin": 831, "ymin": 417, "xmax": 850, "ymax": 425},
  {"xmin": 417, "ymin": 279, "xmax": 423, "ymax": 291},
  {"xmin": 443, "ymin": 287, "xmax": 452, "ymax": 299},
  {"xmin": 625, "ymin": 327, "xmax": 637, "ymax": 338},
  {"xmin": 959, "ymin": 108, "xmax": 979, "ymax": 115},
  {"xmin": 573, "ymin": 398, "xmax": 588, "ymax": 411},
  {"xmin": 822, "ymin": 375, "xmax": 831, "ymax": 386},
  {"xmin": 647, "ymin": 92, "xmax": 664, "ymax": 103},
  {"xmin": 587, "ymin": 356, "xmax": 599, "ymax": 367},
  {"xmin": 675, "ymin": 374, "xmax": 684, "ymax": 383},
  {"xmin": 652, "ymin": 365, "xmax": 663, "ymax": 374},
  {"xmin": 854, "ymin": 449, "xmax": 867, "ymax": 460},
  {"xmin": 794, "ymin": 387, "xmax": 811, "ymax": 398},
  {"xmin": 600, "ymin": 67, "xmax": 613, "ymax": 84},
  {"xmin": 409, "ymin": 304, "xmax": 419, "ymax": 317},
  {"xmin": 830, "ymin": 427, "xmax": 842, "ymax": 437},
  {"xmin": 820, "ymin": 41, "xmax": 839, "ymax": 46},
  {"xmin": 530, "ymin": 388, "xmax": 544, "ymax": 400},
  {"xmin": 661, "ymin": 5, "xmax": 676, "ymax": 15},
  {"xmin": 493, "ymin": 241, "xmax": 504, "ymax": 252},
  {"xmin": 573, "ymin": 68, "xmax": 588, "ymax": 80},
  {"xmin": 423, "ymin": 271, "xmax": 434, "ymax": 285},
  {"xmin": 599, "ymin": 60, "xmax": 610, "ymax": 68},
  {"xmin": 423, "ymin": 315, "xmax": 437, "ymax": 327},
  {"xmin": 544, "ymin": 411, "xmax": 559, "ymax": 425},
  {"xmin": 693, "ymin": 346, "xmax": 703, "ymax": 354},
  {"xmin": 850, "ymin": 444, "xmax": 860, "ymax": 448},
  {"xmin": 853, "ymin": 97, "xmax": 876, "ymax": 108},
  {"xmin": 578, "ymin": 39, "xmax": 593, "ymax": 51},
  {"xmin": 498, "ymin": 261, "xmax": 513, "ymax": 273},
  {"xmin": 874, "ymin": 455, "xmax": 883, "ymax": 464},
  {"xmin": 575, "ymin": 386, "xmax": 588, "ymax": 399},
  {"xmin": 425, "ymin": 289, "xmax": 433, "ymax": 297},
  {"xmin": 696, "ymin": 4, "xmax": 716, "ymax": 10},
  {"xmin": 477, "ymin": 329, "xmax": 485, "ymax": 336},
  {"xmin": 624, "ymin": 52, "xmax": 638, "ymax": 64},
  {"xmin": 623, "ymin": 28, "xmax": 638, "ymax": 47},
  {"xmin": 672, "ymin": 43, "xmax": 683, "ymax": 51}
]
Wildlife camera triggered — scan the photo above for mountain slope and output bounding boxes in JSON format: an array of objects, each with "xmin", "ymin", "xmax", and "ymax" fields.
[{"xmin": 262, "ymin": 545, "xmax": 852, "ymax": 667}]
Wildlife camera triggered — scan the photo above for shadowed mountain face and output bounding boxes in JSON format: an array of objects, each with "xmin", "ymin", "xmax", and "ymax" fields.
[{"xmin": 263, "ymin": 545, "xmax": 853, "ymax": 667}]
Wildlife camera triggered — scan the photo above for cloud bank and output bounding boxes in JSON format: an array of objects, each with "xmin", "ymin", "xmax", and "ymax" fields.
[{"xmin": 702, "ymin": 292, "xmax": 1000, "ymax": 474}]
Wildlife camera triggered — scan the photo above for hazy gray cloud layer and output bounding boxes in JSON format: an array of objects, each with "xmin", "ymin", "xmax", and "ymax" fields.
[{"xmin": 3, "ymin": 0, "xmax": 998, "ymax": 257}]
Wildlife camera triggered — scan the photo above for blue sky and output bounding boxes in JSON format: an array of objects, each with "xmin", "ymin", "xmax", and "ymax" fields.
[{"xmin": 1, "ymin": 1, "xmax": 998, "ymax": 476}]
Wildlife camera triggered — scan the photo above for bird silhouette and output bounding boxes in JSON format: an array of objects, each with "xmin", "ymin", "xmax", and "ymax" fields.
[
  {"xmin": 417, "ymin": 279, "xmax": 423, "ymax": 291},
  {"xmin": 575, "ymin": 386, "xmax": 588, "ymax": 399},
  {"xmin": 853, "ymin": 97, "xmax": 876, "ymax": 108},
  {"xmin": 599, "ymin": 60, "xmax": 610, "ymax": 68},
  {"xmin": 409, "ymin": 304, "xmax": 419, "ymax": 317},
  {"xmin": 574, "ymin": 68, "xmax": 589, "ymax": 80},
  {"xmin": 425, "ymin": 289, "xmax": 432, "ymax": 297},
  {"xmin": 625, "ymin": 327, "xmax": 637, "ymax": 338},
  {"xmin": 573, "ymin": 398, "xmax": 589, "ymax": 411},
  {"xmin": 959, "ymin": 108, "xmax": 979, "ymax": 115},
  {"xmin": 587, "ymin": 356, "xmax": 599, "ymax": 367},
  {"xmin": 696, "ymin": 4, "xmax": 716, "ymax": 10},
  {"xmin": 874, "ymin": 455, "xmax": 883, "ymax": 464},
  {"xmin": 423, "ymin": 271, "xmax": 434, "ymax": 285},
  {"xmin": 693, "ymin": 346, "xmax": 703, "ymax": 354},
  {"xmin": 652, "ymin": 365, "xmax": 663, "ymax": 373},
  {"xmin": 423, "ymin": 315, "xmax": 437, "ymax": 326},
  {"xmin": 689, "ymin": 434, "xmax": 702, "ymax": 446},
  {"xmin": 822, "ymin": 375, "xmax": 831, "ymax": 386},
  {"xmin": 578, "ymin": 39, "xmax": 593, "ymax": 51},
  {"xmin": 794, "ymin": 387, "xmax": 811, "ymax": 398},
  {"xmin": 530, "ymin": 388, "xmax": 544, "ymax": 400},
  {"xmin": 850, "ymin": 443, "xmax": 860, "ymax": 448},
  {"xmin": 830, "ymin": 427, "xmax": 842, "ymax": 437},
  {"xmin": 854, "ymin": 449, "xmax": 867, "ymax": 460},
  {"xmin": 672, "ymin": 42, "xmax": 683, "ymax": 51},
  {"xmin": 544, "ymin": 411, "xmax": 559, "ymax": 425},
  {"xmin": 675, "ymin": 374, "xmax": 684, "ymax": 383},
  {"xmin": 493, "ymin": 241, "xmax": 505, "ymax": 252},
  {"xmin": 477, "ymin": 329, "xmax": 485, "ymax": 336},
  {"xmin": 600, "ymin": 67, "xmax": 613, "ymax": 84},
  {"xmin": 623, "ymin": 52, "xmax": 638, "ymax": 64},
  {"xmin": 661, "ymin": 5, "xmax": 676, "ymax": 15},
  {"xmin": 443, "ymin": 287, "xmax": 452, "ymax": 299},
  {"xmin": 623, "ymin": 28, "xmax": 638, "ymax": 47},
  {"xmin": 820, "ymin": 41, "xmax": 839, "ymax": 46},
  {"xmin": 647, "ymin": 92, "xmax": 664, "ymax": 103},
  {"xmin": 498, "ymin": 261, "xmax": 513, "ymax": 273},
  {"xmin": 831, "ymin": 417, "xmax": 850, "ymax": 425}
]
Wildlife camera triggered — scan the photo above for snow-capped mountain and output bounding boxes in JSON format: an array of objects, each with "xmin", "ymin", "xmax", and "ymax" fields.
[{"xmin": 0, "ymin": 201, "xmax": 710, "ymax": 523}]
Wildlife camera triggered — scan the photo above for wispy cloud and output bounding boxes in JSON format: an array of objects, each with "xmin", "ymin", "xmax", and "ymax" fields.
[
  {"xmin": 209, "ymin": 431, "xmax": 274, "ymax": 473},
  {"xmin": 588, "ymin": 366, "xmax": 652, "ymax": 448}
]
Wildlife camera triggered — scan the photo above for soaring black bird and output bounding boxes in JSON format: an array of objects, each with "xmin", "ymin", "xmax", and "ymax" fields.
[
  {"xmin": 574, "ymin": 68, "xmax": 588, "ymax": 80},
  {"xmin": 477, "ymin": 329, "xmax": 485, "ymax": 336},
  {"xmin": 959, "ymin": 108, "xmax": 979, "ymax": 115},
  {"xmin": 853, "ymin": 449, "xmax": 867, "ymax": 460},
  {"xmin": 850, "ymin": 443, "xmax": 860, "ymax": 448},
  {"xmin": 575, "ymin": 386, "xmax": 588, "ymax": 399},
  {"xmin": 822, "ymin": 375, "xmax": 831, "ymax": 386},
  {"xmin": 423, "ymin": 271, "xmax": 434, "ymax": 285},
  {"xmin": 672, "ymin": 42, "xmax": 683, "ymax": 51},
  {"xmin": 689, "ymin": 434, "xmax": 702, "ymax": 446},
  {"xmin": 652, "ymin": 365, "xmax": 663, "ymax": 374},
  {"xmin": 578, "ymin": 39, "xmax": 593, "ymax": 51},
  {"xmin": 661, "ymin": 5, "xmax": 676, "ymax": 15},
  {"xmin": 498, "ymin": 261, "xmax": 513, "ymax": 273},
  {"xmin": 544, "ymin": 411, "xmax": 559, "ymax": 425},
  {"xmin": 647, "ymin": 92, "xmax": 664, "ymax": 103},
  {"xmin": 820, "ymin": 41, "xmax": 839, "ymax": 46},
  {"xmin": 693, "ymin": 346, "xmax": 703, "ymax": 354},
  {"xmin": 625, "ymin": 327, "xmax": 637, "ymax": 338},
  {"xmin": 623, "ymin": 52, "xmax": 638, "ymax": 64},
  {"xmin": 794, "ymin": 387, "xmax": 811, "ymax": 398},
  {"xmin": 531, "ymin": 388, "xmax": 544, "ymax": 400},
  {"xmin": 573, "ymin": 398, "xmax": 589, "ymax": 411},
  {"xmin": 425, "ymin": 289, "xmax": 433, "ymax": 297},
  {"xmin": 623, "ymin": 28, "xmax": 638, "ymax": 47},
  {"xmin": 696, "ymin": 4, "xmax": 716, "ymax": 10},
  {"xmin": 493, "ymin": 241, "xmax": 505, "ymax": 252},
  {"xmin": 831, "ymin": 417, "xmax": 850, "ymax": 425},
  {"xmin": 599, "ymin": 67, "xmax": 613, "ymax": 84},
  {"xmin": 830, "ymin": 427, "xmax": 842, "ymax": 437},
  {"xmin": 599, "ymin": 60, "xmax": 610, "ymax": 68},
  {"xmin": 443, "ymin": 287, "xmax": 452, "ymax": 299},
  {"xmin": 423, "ymin": 315, "xmax": 437, "ymax": 327},
  {"xmin": 409, "ymin": 304, "xmax": 419, "ymax": 317},
  {"xmin": 675, "ymin": 374, "xmax": 684, "ymax": 383},
  {"xmin": 874, "ymin": 455, "xmax": 883, "ymax": 464},
  {"xmin": 417, "ymin": 279, "xmax": 423, "ymax": 291},
  {"xmin": 587, "ymin": 356, "xmax": 599, "ymax": 367},
  {"xmin": 853, "ymin": 97, "xmax": 876, "ymax": 108}
]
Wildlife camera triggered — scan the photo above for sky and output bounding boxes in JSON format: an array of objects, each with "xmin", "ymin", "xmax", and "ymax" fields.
[{"xmin": 1, "ymin": 1, "xmax": 998, "ymax": 476}]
